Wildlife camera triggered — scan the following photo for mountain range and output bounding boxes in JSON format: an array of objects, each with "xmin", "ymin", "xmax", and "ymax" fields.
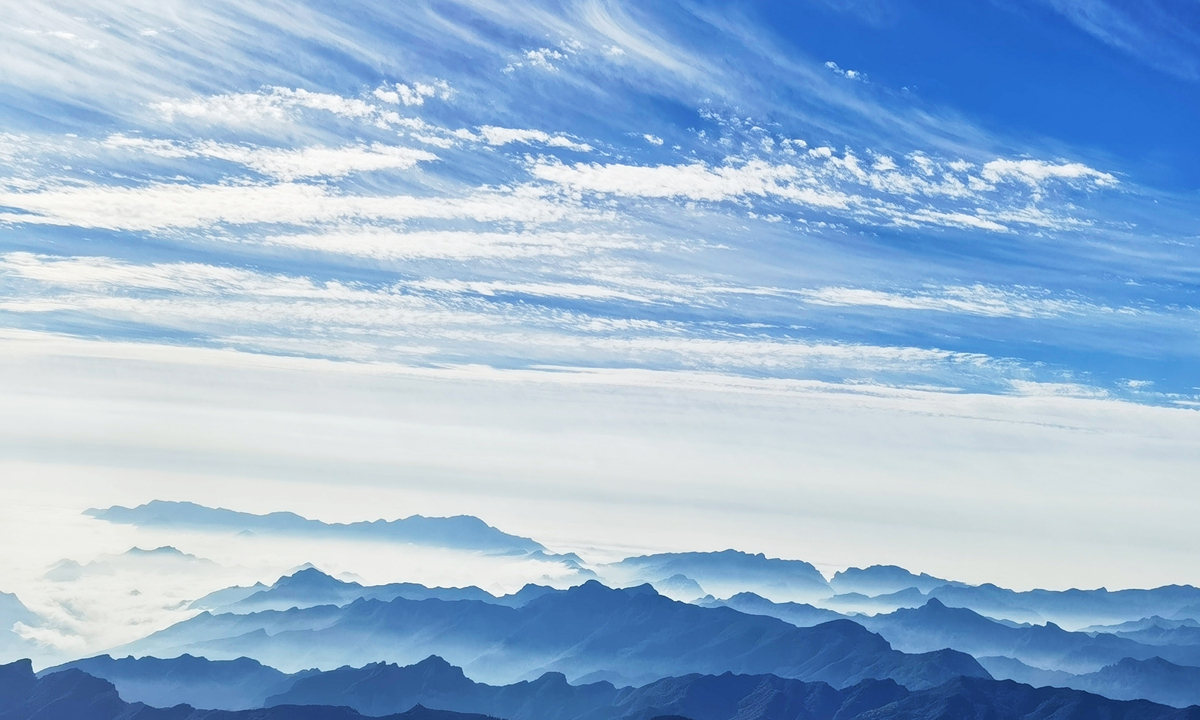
[
  {"xmin": 42, "ymin": 654, "xmax": 315, "ymax": 710},
  {"xmin": 85, "ymin": 502, "xmax": 560, "ymax": 559},
  {"xmin": 719, "ymin": 593, "xmax": 1200, "ymax": 707},
  {"xmin": 192, "ymin": 568, "xmax": 554, "ymax": 615},
  {"xmin": 855, "ymin": 598, "xmax": 1200, "ymax": 673},
  {"xmin": 111, "ymin": 579, "xmax": 986, "ymax": 688},
  {"xmin": 0, "ymin": 659, "xmax": 494, "ymax": 720},
  {"xmin": 15, "ymin": 655, "xmax": 1200, "ymax": 720},
  {"xmin": 599, "ymin": 551, "xmax": 833, "ymax": 603}
]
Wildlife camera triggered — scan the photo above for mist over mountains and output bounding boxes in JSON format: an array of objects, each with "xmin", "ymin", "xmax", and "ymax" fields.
[
  {"xmin": 8, "ymin": 501, "xmax": 1200, "ymax": 711},
  {"xmin": 4, "ymin": 0, "xmax": 1200, "ymax": 717}
]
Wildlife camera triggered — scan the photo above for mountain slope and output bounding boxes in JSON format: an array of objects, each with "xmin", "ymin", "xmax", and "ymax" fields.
[{"xmin": 115, "ymin": 581, "xmax": 985, "ymax": 688}]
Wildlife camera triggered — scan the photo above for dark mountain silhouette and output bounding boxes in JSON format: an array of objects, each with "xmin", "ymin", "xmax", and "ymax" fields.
[
  {"xmin": 830, "ymin": 566, "xmax": 958, "ymax": 596},
  {"xmin": 114, "ymin": 581, "xmax": 986, "ymax": 688},
  {"xmin": 14, "ymin": 654, "xmax": 1200, "ymax": 720},
  {"xmin": 40, "ymin": 654, "xmax": 315, "ymax": 710},
  {"xmin": 853, "ymin": 675, "xmax": 1200, "ymax": 720},
  {"xmin": 857, "ymin": 598, "xmax": 1200, "ymax": 674},
  {"xmin": 600, "ymin": 551, "xmax": 832, "ymax": 602},
  {"xmin": 0, "ymin": 658, "xmax": 498, "ymax": 720},
  {"xmin": 282, "ymin": 658, "xmax": 1200, "ymax": 720},
  {"xmin": 85, "ymin": 501, "xmax": 557, "ymax": 558},
  {"xmin": 698, "ymin": 592, "xmax": 844, "ymax": 627},
  {"xmin": 267, "ymin": 655, "xmax": 619, "ymax": 719}
]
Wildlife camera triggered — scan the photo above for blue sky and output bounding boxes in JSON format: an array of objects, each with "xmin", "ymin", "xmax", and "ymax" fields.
[{"xmin": 1, "ymin": 0, "xmax": 1200, "ymax": 591}]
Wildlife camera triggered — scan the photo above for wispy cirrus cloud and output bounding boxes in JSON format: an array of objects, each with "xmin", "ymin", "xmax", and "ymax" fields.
[
  {"xmin": 0, "ymin": 181, "xmax": 585, "ymax": 231},
  {"xmin": 104, "ymin": 135, "xmax": 439, "ymax": 180}
]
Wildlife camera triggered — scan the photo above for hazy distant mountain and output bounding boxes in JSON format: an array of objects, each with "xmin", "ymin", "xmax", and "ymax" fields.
[
  {"xmin": 0, "ymin": 592, "xmax": 41, "ymax": 664},
  {"xmin": 0, "ymin": 658, "xmax": 497, "ymax": 720},
  {"xmin": 857, "ymin": 599, "xmax": 1200, "ymax": 674},
  {"xmin": 41, "ymin": 654, "xmax": 314, "ymax": 710},
  {"xmin": 981, "ymin": 655, "xmax": 1200, "ymax": 710},
  {"xmin": 976, "ymin": 655, "xmax": 1077, "ymax": 687},
  {"xmin": 1105, "ymin": 622, "xmax": 1200, "ymax": 648},
  {"xmin": 86, "ymin": 501, "xmax": 555, "ymax": 558},
  {"xmin": 925, "ymin": 583, "xmax": 1200, "ymax": 629},
  {"xmin": 1072, "ymin": 657, "xmax": 1200, "ymax": 708},
  {"xmin": 44, "ymin": 546, "xmax": 220, "ymax": 582},
  {"xmin": 650, "ymin": 576, "xmax": 705, "ymax": 601},
  {"xmin": 829, "ymin": 566, "xmax": 959, "ymax": 596},
  {"xmin": 1082, "ymin": 617, "xmax": 1200, "ymax": 635},
  {"xmin": 698, "ymin": 592, "xmax": 845, "ymax": 628},
  {"xmin": 600, "ymin": 551, "xmax": 832, "ymax": 602},
  {"xmin": 190, "ymin": 583, "xmax": 270, "ymax": 611},
  {"xmin": 196, "ymin": 569, "xmax": 557, "ymax": 614},
  {"xmin": 220, "ymin": 568, "xmax": 497, "ymax": 614},
  {"xmin": 822, "ymin": 588, "xmax": 931, "ymax": 615},
  {"xmin": 113, "ymin": 581, "xmax": 985, "ymax": 688}
]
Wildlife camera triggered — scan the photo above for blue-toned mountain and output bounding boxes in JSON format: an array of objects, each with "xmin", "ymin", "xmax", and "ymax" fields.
[
  {"xmin": 113, "ymin": 581, "xmax": 985, "ymax": 688},
  {"xmin": 86, "ymin": 502, "xmax": 557, "ymax": 558},
  {"xmin": 0, "ymin": 659, "xmax": 496, "ymax": 720},
  {"xmin": 600, "ymin": 551, "xmax": 832, "ymax": 603}
]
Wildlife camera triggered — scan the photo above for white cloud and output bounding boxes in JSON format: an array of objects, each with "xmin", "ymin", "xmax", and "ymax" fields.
[
  {"xmin": 643, "ymin": 134, "xmax": 664, "ymax": 146},
  {"xmin": 0, "ymin": 181, "xmax": 578, "ymax": 231},
  {"xmin": 799, "ymin": 284, "xmax": 1104, "ymax": 319},
  {"xmin": 530, "ymin": 159, "xmax": 854, "ymax": 208},
  {"xmin": 981, "ymin": 159, "xmax": 1118, "ymax": 188},
  {"xmin": 478, "ymin": 126, "xmax": 592, "ymax": 152},
  {"xmin": 105, "ymin": 136, "xmax": 438, "ymax": 180},
  {"xmin": 526, "ymin": 47, "xmax": 566, "ymax": 70},
  {"xmin": 258, "ymin": 229, "xmax": 639, "ymax": 261},
  {"xmin": 153, "ymin": 87, "xmax": 377, "ymax": 124},
  {"xmin": 1009, "ymin": 380, "xmax": 1111, "ymax": 399},
  {"xmin": 373, "ymin": 81, "xmax": 452, "ymax": 106},
  {"xmin": 825, "ymin": 61, "xmax": 866, "ymax": 81},
  {"xmin": 1, "ymin": 252, "xmax": 1010, "ymax": 381}
]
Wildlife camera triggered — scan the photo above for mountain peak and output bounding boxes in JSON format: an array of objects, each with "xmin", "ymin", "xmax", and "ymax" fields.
[{"xmin": 273, "ymin": 567, "xmax": 349, "ymax": 590}]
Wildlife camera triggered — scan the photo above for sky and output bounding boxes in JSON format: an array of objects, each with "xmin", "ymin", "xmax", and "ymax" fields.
[{"xmin": 2, "ymin": 0, "xmax": 1200, "ymax": 611}]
